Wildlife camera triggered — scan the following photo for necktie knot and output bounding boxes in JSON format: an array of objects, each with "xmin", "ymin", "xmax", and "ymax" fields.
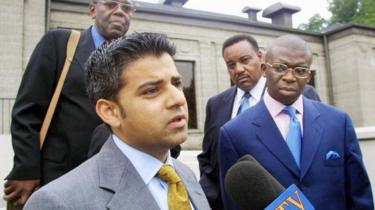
[
  {"xmin": 158, "ymin": 165, "xmax": 181, "ymax": 184},
  {"xmin": 283, "ymin": 106, "xmax": 297, "ymax": 118},
  {"xmin": 243, "ymin": 92, "xmax": 251, "ymax": 100},
  {"xmin": 158, "ymin": 164, "xmax": 191, "ymax": 210},
  {"xmin": 237, "ymin": 92, "xmax": 251, "ymax": 115}
]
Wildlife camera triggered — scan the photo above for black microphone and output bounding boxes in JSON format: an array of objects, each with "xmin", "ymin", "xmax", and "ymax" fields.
[
  {"xmin": 224, "ymin": 154, "xmax": 285, "ymax": 210},
  {"xmin": 224, "ymin": 154, "xmax": 315, "ymax": 210}
]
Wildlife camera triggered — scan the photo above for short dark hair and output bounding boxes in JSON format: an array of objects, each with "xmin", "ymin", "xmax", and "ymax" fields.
[
  {"xmin": 222, "ymin": 34, "xmax": 259, "ymax": 56},
  {"xmin": 85, "ymin": 32, "xmax": 176, "ymax": 104}
]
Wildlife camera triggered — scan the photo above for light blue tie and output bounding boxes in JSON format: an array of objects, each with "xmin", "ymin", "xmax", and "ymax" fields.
[
  {"xmin": 283, "ymin": 106, "xmax": 302, "ymax": 168},
  {"xmin": 237, "ymin": 92, "xmax": 251, "ymax": 115}
]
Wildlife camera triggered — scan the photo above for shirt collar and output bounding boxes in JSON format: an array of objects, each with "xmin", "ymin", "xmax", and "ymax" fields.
[
  {"xmin": 263, "ymin": 90, "xmax": 304, "ymax": 118},
  {"xmin": 91, "ymin": 25, "xmax": 106, "ymax": 49},
  {"xmin": 250, "ymin": 76, "xmax": 267, "ymax": 101},
  {"xmin": 112, "ymin": 134, "xmax": 174, "ymax": 185},
  {"xmin": 236, "ymin": 76, "xmax": 267, "ymax": 100}
]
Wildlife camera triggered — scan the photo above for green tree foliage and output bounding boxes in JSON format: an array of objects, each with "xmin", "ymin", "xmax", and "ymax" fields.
[
  {"xmin": 328, "ymin": 0, "xmax": 360, "ymax": 23},
  {"xmin": 298, "ymin": 14, "xmax": 328, "ymax": 32},
  {"xmin": 299, "ymin": 0, "xmax": 375, "ymax": 32},
  {"xmin": 354, "ymin": 0, "xmax": 375, "ymax": 25}
]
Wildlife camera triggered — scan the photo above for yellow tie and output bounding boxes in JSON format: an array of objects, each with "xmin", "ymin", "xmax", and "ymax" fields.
[{"xmin": 158, "ymin": 165, "xmax": 192, "ymax": 210}]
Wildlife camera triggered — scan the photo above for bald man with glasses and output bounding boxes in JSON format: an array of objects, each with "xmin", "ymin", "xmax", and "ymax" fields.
[{"xmin": 219, "ymin": 34, "xmax": 373, "ymax": 210}]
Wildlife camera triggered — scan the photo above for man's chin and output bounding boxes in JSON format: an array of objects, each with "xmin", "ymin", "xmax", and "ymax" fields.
[
  {"xmin": 236, "ymin": 79, "xmax": 256, "ymax": 91},
  {"xmin": 170, "ymin": 132, "xmax": 187, "ymax": 146},
  {"xmin": 278, "ymin": 91, "xmax": 299, "ymax": 104},
  {"xmin": 107, "ymin": 29, "xmax": 127, "ymax": 39}
]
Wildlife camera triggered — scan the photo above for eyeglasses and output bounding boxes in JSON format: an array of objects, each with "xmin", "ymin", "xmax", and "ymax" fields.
[
  {"xmin": 266, "ymin": 62, "xmax": 311, "ymax": 78},
  {"xmin": 96, "ymin": 0, "xmax": 136, "ymax": 14}
]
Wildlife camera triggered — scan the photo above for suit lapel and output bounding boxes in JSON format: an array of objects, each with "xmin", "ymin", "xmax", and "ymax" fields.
[
  {"xmin": 253, "ymin": 100, "xmax": 300, "ymax": 177},
  {"xmin": 300, "ymin": 98, "xmax": 323, "ymax": 180},
  {"xmin": 74, "ymin": 27, "xmax": 95, "ymax": 71},
  {"xmin": 97, "ymin": 138, "xmax": 159, "ymax": 210},
  {"xmin": 174, "ymin": 162, "xmax": 206, "ymax": 210},
  {"xmin": 221, "ymin": 86, "xmax": 237, "ymax": 121}
]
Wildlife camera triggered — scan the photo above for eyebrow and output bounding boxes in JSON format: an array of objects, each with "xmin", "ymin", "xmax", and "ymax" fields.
[
  {"xmin": 138, "ymin": 79, "xmax": 163, "ymax": 90},
  {"xmin": 240, "ymin": 55, "xmax": 253, "ymax": 59},
  {"xmin": 138, "ymin": 74, "xmax": 182, "ymax": 88},
  {"xmin": 276, "ymin": 59, "xmax": 308, "ymax": 67}
]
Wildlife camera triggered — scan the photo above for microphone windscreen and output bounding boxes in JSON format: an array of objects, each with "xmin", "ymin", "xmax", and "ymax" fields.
[{"xmin": 224, "ymin": 154, "xmax": 285, "ymax": 210}]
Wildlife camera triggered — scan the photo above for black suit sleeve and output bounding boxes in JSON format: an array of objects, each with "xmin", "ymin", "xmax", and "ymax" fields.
[
  {"xmin": 6, "ymin": 30, "xmax": 70, "ymax": 180},
  {"xmin": 87, "ymin": 124, "xmax": 111, "ymax": 158},
  {"xmin": 197, "ymin": 98, "xmax": 223, "ymax": 209}
]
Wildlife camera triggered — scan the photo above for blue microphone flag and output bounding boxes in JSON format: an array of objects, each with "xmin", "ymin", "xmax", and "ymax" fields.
[{"xmin": 265, "ymin": 184, "xmax": 314, "ymax": 210}]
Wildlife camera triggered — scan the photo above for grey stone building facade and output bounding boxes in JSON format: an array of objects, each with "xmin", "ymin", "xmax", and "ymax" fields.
[{"xmin": 1, "ymin": 0, "xmax": 375, "ymax": 147}]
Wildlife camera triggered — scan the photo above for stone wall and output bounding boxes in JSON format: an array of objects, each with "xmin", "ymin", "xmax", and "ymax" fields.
[
  {"xmin": 0, "ymin": 0, "xmax": 45, "ymax": 98},
  {"xmin": 0, "ymin": 0, "xmax": 45, "ymax": 134},
  {"xmin": 328, "ymin": 29, "xmax": 375, "ymax": 126},
  {"xmin": 0, "ymin": 1, "xmax": 24, "ymax": 98},
  {"xmin": 1, "ymin": 2, "xmax": 374, "ymax": 143}
]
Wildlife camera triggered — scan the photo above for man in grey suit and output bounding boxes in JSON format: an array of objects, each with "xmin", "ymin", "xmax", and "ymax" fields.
[{"xmin": 24, "ymin": 32, "xmax": 211, "ymax": 210}]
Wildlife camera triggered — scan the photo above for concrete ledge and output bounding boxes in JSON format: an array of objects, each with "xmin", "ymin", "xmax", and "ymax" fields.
[{"xmin": 356, "ymin": 126, "xmax": 375, "ymax": 140}]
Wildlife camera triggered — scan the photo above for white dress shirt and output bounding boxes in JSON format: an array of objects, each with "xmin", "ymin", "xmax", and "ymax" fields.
[{"xmin": 231, "ymin": 76, "xmax": 267, "ymax": 119}]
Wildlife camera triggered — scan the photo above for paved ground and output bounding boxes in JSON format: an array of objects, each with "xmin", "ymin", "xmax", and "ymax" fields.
[{"xmin": 1, "ymin": 134, "xmax": 375, "ymax": 209}]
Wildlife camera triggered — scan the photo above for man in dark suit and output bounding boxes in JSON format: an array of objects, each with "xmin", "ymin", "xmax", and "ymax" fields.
[
  {"xmin": 4, "ymin": 0, "xmax": 135, "ymax": 206},
  {"xmin": 219, "ymin": 34, "xmax": 373, "ymax": 209},
  {"xmin": 24, "ymin": 32, "xmax": 211, "ymax": 210},
  {"xmin": 197, "ymin": 34, "xmax": 321, "ymax": 210}
]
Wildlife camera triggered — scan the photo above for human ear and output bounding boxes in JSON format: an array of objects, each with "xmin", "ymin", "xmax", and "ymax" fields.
[
  {"xmin": 88, "ymin": 3, "xmax": 96, "ymax": 19},
  {"xmin": 95, "ymin": 99, "xmax": 122, "ymax": 129},
  {"xmin": 261, "ymin": 63, "xmax": 267, "ymax": 77},
  {"xmin": 306, "ymin": 71, "xmax": 312, "ymax": 83}
]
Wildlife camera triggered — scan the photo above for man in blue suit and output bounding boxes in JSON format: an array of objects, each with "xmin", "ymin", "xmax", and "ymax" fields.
[
  {"xmin": 198, "ymin": 34, "xmax": 320, "ymax": 210},
  {"xmin": 219, "ymin": 34, "xmax": 373, "ymax": 209}
]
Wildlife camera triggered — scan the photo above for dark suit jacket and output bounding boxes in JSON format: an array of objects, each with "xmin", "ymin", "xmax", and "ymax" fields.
[
  {"xmin": 24, "ymin": 138, "xmax": 211, "ymax": 210},
  {"xmin": 197, "ymin": 84, "xmax": 321, "ymax": 210},
  {"xmin": 7, "ymin": 27, "xmax": 102, "ymax": 184},
  {"xmin": 87, "ymin": 123, "xmax": 182, "ymax": 159},
  {"xmin": 219, "ymin": 98, "xmax": 373, "ymax": 210}
]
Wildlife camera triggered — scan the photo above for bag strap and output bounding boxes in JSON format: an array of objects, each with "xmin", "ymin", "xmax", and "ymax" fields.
[{"xmin": 39, "ymin": 30, "xmax": 81, "ymax": 149}]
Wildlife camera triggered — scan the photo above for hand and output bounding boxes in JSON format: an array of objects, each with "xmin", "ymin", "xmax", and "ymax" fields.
[{"xmin": 3, "ymin": 179, "xmax": 40, "ymax": 206}]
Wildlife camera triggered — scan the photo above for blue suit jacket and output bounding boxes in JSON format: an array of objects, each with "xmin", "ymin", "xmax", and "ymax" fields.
[
  {"xmin": 219, "ymin": 98, "xmax": 373, "ymax": 210},
  {"xmin": 198, "ymin": 85, "xmax": 322, "ymax": 210}
]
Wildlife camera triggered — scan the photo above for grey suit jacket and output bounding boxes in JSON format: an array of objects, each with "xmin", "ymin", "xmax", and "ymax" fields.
[{"xmin": 24, "ymin": 138, "xmax": 211, "ymax": 210}]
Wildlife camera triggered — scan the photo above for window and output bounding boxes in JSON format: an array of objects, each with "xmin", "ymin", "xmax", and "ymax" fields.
[{"xmin": 175, "ymin": 60, "xmax": 197, "ymax": 129}]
